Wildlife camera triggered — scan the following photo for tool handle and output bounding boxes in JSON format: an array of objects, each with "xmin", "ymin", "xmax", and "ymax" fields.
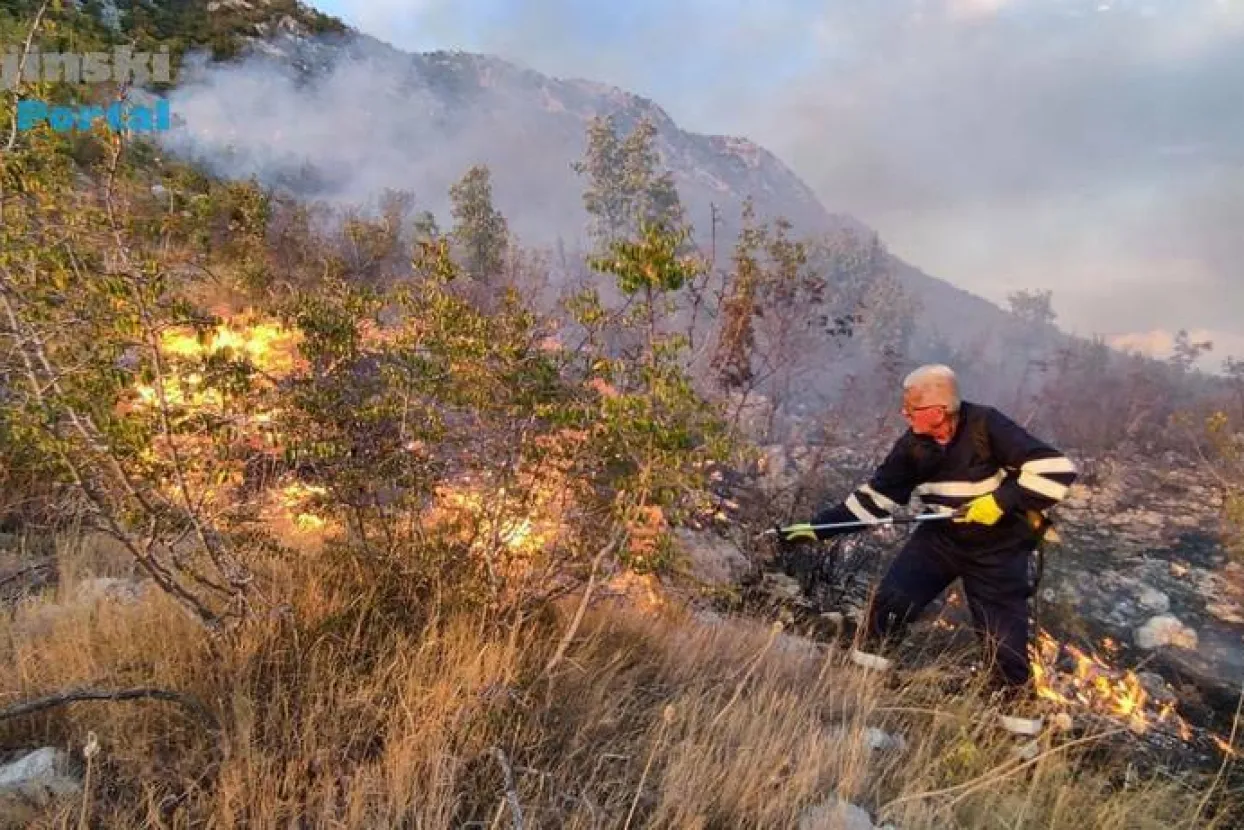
[{"xmin": 760, "ymin": 511, "xmax": 956, "ymax": 537}]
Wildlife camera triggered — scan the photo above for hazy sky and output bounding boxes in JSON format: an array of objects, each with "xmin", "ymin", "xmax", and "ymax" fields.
[{"xmin": 307, "ymin": 0, "xmax": 1243, "ymax": 364}]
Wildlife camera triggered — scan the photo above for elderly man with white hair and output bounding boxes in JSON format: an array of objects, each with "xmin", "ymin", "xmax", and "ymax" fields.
[{"xmin": 776, "ymin": 364, "xmax": 1077, "ymax": 736}]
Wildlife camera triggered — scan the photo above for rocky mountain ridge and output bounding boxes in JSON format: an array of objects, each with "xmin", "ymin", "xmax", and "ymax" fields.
[{"xmin": 151, "ymin": 2, "xmax": 1040, "ymax": 367}]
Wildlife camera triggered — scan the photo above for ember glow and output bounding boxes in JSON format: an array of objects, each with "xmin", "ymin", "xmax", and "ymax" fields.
[
  {"xmin": 426, "ymin": 483, "xmax": 557, "ymax": 558},
  {"xmin": 1030, "ymin": 630, "xmax": 1192, "ymax": 740}
]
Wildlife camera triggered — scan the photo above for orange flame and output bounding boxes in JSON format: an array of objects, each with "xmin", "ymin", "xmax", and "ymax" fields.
[
  {"xmin": 127, "ymin": 316, "xmax": 321, "ymax": 534},
  {"xmin": 1030, "ymin": 630, "xmax": 1192, "ymax": 737},
  {"xmin": 132, "ymin": 319, "xmax": 304, "ymax": 413}
]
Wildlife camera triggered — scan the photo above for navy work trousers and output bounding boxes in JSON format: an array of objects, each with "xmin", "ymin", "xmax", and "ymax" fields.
[{"xmin": 861, "ymin": 526, "xmax": 1035, "ymax": 688}]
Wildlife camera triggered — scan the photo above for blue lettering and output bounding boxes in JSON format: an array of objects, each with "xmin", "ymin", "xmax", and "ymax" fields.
[
  {"xmin": 127, "ymin": 104, "xmax": 153, "ymax": 132},
  {"xmin": 48, "ymin": 106, "xmax": 76, "ymax": 132},
  {"xmin": 15, "ymin": 99, "xmax": 46, "ymax": 130},
  {"xmin": 105, "ymin": 101, "xmax": 123, "ymax": 131},
  {"xmin": 14, "ymin": 98, "xmax": 174, "ymax": 133},
  {"xmin": 76, "ymin": 105, "xmax": 104, "ymax": 129}
]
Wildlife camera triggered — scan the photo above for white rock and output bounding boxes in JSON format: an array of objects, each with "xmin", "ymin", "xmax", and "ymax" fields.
[
  {"xmin": 799, "ymin": 797, "xmax": 883, "ymax": 830},
  {"xmin": 825, "ymin": 726, "xmax": 907, "ymax": 755},
  {"xmin": 1137, "ymin": 586, "xmax": 1170, "ymax": 613},
  {"xmin": 72, "ymin": 577, "xmax": 148, "ymax": 605},
  {"xmin": 1135, "ymin": 615, "xmax": 1199, "ymax": 651},
  {"xmin": 864, "ymin": 727, "xmax": 907, "ymax": 753},
  {"xmin": 0, "ymin": 747, "xmax": 82, "ymax": 804},
  {"xmin": 694, "ymin": 609, "xmax": 725, "ymax": 626}
]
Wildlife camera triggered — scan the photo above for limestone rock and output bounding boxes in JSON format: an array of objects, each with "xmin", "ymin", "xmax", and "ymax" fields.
[
  {"xmin": 0, "ymin": 747, "xmax": 82, "ymax": 821},
  {"xmin": 799, "ymin": 797, "xmax": 893, "ymax": 830},
  {"xmin": 864, "ymin": 727, "xmax": 907, "ymax": 754},
  {"xmin": 1135, "ymin": 615, "xmax": 1199, "ymax": 651},
  {"xmin": 1137, "ymin": 586, "xmax": 1170, "ymax": 613}
]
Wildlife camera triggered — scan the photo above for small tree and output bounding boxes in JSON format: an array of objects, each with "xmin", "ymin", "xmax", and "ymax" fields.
[
  {"xmin": 710, "ymin": 202, "xmax": 765, "ymax": 396},
  {"xmin": 449, "ymin": 164, "xmax": 509, "ymax": 283},
  {"xmin": 572, "ymin": 115, "xmax": 683, "ymax": 248},
  {"xmin": 1170, "ymin": 328, "xmax": 1213, "ymax": 374},
  {"xmin": 569, "ymin": 221, "xmax": 732, "ymax": 570},
  {"xmin": 0, "ymin": 149, "xmax": 262, "ymax": 627},
  {"xmin": 1005, "ymin": 288, "xmax": 1058, "ymax": 421},
  {"xmin": 1007, "ymin": 289, "xmax": 1057, "ymax": 328}
]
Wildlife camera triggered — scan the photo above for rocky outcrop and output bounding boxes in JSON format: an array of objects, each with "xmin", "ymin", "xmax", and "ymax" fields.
[
  {"xmin": 1044, "ymin": 454, "xmax": 1244, "ymax": 717},
  {"xmin": 672, "ymin": 527, "xmax": 751, "ymax": 588}
]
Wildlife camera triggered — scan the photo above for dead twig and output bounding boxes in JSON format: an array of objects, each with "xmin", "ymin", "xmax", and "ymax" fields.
[
  {"xmin": 0, "ymin": 686, "xmax": 220, "ymax": 735},
  {"xmin": 878, "ymin": 726, "xmax": 1129, "ymax": 820},
  {"xmin": 491, "ymin": 746, "xmax": 525, "ymax": 830},
  {"xmin": 1190, "ymin": 683, "xmax": 1243, "ymax": 828},
  {"xmin": 540, "ymin": 527, "xmax": 625, "ymax": 682},
  {"xmin": 2, "ymin": 0, "xmax": 51, "ymax": 155}
]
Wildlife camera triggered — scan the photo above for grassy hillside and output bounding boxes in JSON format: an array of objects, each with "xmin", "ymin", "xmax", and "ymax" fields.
[
  {"xmin": 2, "ymin": 534, "xmax": 1239, "ymax": 828},
  {"xmin": 2, "ymin": 3, "xmax": 1244, "ymax": 827}
]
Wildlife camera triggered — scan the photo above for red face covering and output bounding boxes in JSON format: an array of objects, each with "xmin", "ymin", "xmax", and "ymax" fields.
[{"xmin": 903, "ymin": 401, "xmax": 956, "ymax": 444}]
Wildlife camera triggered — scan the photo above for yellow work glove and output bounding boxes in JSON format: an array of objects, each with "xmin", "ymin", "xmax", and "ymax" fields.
[
  {"xmin": 776, "ymin": 523, "xmax": 818, "ymax": 546},
  {"xmin": 954, "ymin": 494, "xmax": 1004, "ymax": 526}
]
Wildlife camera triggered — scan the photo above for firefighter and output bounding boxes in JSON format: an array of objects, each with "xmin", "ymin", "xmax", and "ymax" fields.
[{"xmin": 776, "ymin": 364, "xmax": 1077, "ymax": 735}]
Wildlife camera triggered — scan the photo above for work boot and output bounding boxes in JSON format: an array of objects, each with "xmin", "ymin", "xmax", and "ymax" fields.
[
  {"xmin": 999, "ymin": 704, "xmax": 1045, "ymax": 737},
  {"xmin": 983, "ymin": 686, "xmax": 1049, "ymax": 762},
  {"xmin": 849, "ymin": 648, "xmax": 894, "ymax": 672},
  {"xmin": 990, "ymin": 686, "xmax": 1046, "ymax": 737}
]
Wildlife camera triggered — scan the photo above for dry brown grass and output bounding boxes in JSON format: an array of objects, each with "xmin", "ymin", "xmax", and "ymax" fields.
[{"xmin": 0, "ymin": 533, "xmax": 1237, "ymax": 829}]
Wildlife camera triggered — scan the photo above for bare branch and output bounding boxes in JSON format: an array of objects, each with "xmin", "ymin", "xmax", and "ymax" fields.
[
  {"xmin": 491, "ymin": 746, "xmax": 526, "ymax": 830},
  {"xmin": 2, "ymin": 0, "xmax": 51, "ymax": 155},
  {"xmin": 540, "ymin": 527, "xmax": 624, "ymax": 682},
  {"xmin": 0, "ymin": 686, "xmax": 219, "ymax": 735}
]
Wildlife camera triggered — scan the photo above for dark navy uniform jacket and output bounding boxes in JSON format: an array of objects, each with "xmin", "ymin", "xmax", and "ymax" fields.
[{"xmin": 811, "ymin": 401, "xmax": 1078, "ymax": 554}]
